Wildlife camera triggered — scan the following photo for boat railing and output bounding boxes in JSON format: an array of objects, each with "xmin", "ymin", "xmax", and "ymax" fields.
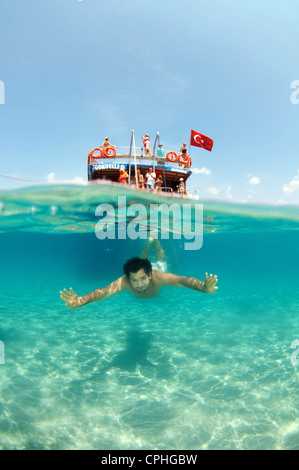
[
  {"xmin": 90, "ymin": 145, "xmax": 159, "ymax": 157},
  {"xmin": 88, "ymin": 148, "xmax": 189, "ymax": 169},
  {"xmin": 114, "ymin": 146, "xmax": 178, "ymax": 160},
  {"xmin": 115, "ymin": 146, "xmax": 144, "ymax": 156},
  {"xmin": 186, "ymin": 190, "xmax": 199, "ymax": 199}
]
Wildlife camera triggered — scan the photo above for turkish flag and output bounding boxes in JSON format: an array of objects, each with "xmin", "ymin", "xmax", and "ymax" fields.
[{"xmin": 190, "ymin": 129, "xmax": 213, "ymax": 151}]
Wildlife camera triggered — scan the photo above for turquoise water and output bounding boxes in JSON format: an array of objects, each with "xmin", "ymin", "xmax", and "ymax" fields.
[{"xmin": 0, "ymin": 183, "xmax": 298, "ymax": 450}]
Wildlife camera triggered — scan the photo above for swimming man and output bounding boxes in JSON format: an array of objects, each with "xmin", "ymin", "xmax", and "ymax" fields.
[{"xmin": 60, "ymin": 256, "xmax": 218, "ymax": 309}]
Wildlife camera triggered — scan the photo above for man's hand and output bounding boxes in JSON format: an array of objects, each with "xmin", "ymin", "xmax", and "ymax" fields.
[
  {"xmin": 60, "ymin": 288, "xmax": 81, "ymax": 309},
  {"xmin": 202, "ymin": 273, "xmax": 218, "ymax": 293}
]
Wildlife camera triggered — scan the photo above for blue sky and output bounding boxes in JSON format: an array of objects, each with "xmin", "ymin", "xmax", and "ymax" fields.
[{"xmin": 1, "ymin": 0, "xmax": 299, "ymax": 204}]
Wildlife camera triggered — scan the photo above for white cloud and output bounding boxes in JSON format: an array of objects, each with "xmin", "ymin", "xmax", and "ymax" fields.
[
  {"xmin": 47, "ymin": 172, "xmax": 55, "ymax": 183},
  {"xmin": 283, "ymin": 170, "xmax": 299, "ymax": 194},
  {"xmin": 192, "ymin": 167, "xmax": 211, "ymax": 175},
  {"xmin": 46, "ymin": 173, "xmax": 85, "ymax": 184},
  {"xmin": 208, "ymin": 187, "xmax": 220, "ymax": 195},
  {"xmin": 246, "ymin": 189, "xmax": 256, "ymax": 199},
  {"xmin": 226, "ymin": 185, "xmax": 233, "ymax": 199},
  {"xmin": 248, "ymin": 176, "xmax": 261, "ymax": 185}
]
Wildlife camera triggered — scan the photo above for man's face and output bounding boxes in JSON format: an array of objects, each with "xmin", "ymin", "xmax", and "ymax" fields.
[{"xmin": 129, "ymin": 268, "xmax": 151, "ymax": 292}]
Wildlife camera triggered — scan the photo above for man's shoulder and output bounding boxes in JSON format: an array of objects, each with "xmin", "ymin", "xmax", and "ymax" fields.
[
  {"xmin": 152, "ymin": 270, "xmax": 181, "ymax": 287},
  {"xmin": 119, "ymin": 275, "xmax": 129, "ymax": 285},
  {"xmin": 152, "ymin": 269, "xmax": 169, "ymax": 281},
  {"xmin": 110, "ymin": 275, "xmax": 129, "ymax": 290}
]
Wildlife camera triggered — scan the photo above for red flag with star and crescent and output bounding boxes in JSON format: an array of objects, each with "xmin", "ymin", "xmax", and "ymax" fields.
[{"xmin": 190, "ymin": 129, "xmax": 214, "ymax": 151}]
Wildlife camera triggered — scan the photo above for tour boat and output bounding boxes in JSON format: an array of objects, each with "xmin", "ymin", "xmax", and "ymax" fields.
[{"xmin": 87, "ymin": 131, "xmax": 193, "ymax": 195}]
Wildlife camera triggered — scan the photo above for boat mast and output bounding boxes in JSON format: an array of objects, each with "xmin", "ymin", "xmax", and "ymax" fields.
[
  {"xmin": 128, "ymin": 130, "xmax": 133, "ymax": 184},
  {"xmin": 129, "ymin": 129, "xmax": 137, "ymax": 186},
  {"xmin": 152, "ymin": 132, "xmax": 159, "ymax": 173},
  {"xmin": 132, "ymin": 130, "xmax": 138, "ymax": 187}
]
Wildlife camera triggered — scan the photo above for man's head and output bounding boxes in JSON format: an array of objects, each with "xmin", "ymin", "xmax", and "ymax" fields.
[{"xmin": 123, "ymin": 257, "xmax": 152, "ymax": 292}]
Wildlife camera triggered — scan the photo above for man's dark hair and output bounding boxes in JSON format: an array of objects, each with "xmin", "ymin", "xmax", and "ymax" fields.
[{"xmin": 123, "ymin": 257, "xmax": 152, "ymax": 279}]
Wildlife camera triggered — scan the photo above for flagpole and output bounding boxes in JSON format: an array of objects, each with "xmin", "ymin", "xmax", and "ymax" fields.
[{"xmin": 188, "ymin": 131, "xmax": 191, "ymax": 167}]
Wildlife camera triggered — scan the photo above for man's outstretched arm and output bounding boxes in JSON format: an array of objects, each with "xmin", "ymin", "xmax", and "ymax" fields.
[
  {"xmin": 60, "ymin": 276, "xmax": 127, "ymax": 309},
  {"xmin": 155, "ymin": 271, "xmax": 218, "ymax": 293}
]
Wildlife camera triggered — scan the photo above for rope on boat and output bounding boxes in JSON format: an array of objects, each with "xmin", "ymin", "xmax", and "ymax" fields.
[{"xmin": 0, "ymin": 174, "xmax": 39, "ymax": 183}]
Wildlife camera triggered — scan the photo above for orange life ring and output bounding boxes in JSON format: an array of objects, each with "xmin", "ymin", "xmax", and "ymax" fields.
[
  {"xmin": 166, "ymin": 151, "xmax": 177, "ymax": 162},
  {"xmin": 89, "ymin": 147, "xmax": 103, "ymax": 161},
  {"xmin": 104, "ymin": 147, "xmax": 117, "ymax": 158},
  {"xmin": 178, "ymin": 154, "xmax": 190, "ymax": 165}
]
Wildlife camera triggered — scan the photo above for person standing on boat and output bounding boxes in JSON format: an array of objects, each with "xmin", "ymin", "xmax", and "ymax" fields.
[
  {"xmin": 177, "ymin": 177, "xmax": 186, "ymax": 194},
  {"xmin": 179, "ymin": 142, "xmax": 190, "ymax": 169},
  {"xmin": 137, "ymin": 169, "xmax": 145, "ymax": 189},
  {"xmin": 142, "ymin": 134, "xmax": 151, "ymax": 156},
  {"xmin": 155, "ymin": 174, "xmax": 163, "ymax": 191},
  {"xmin": 119, "ymin": 168, "xmax": 128, "ymax": 184},
  {"xmin": 146, "ymin": 167, "xmax": 156, "ymax": 190},
  {"xmin": 101, "ymin": 137, "xmax": 116, "ymax": 149},
  {"xmin": 180, "ymin": 142, "xmax": 187, "ymax": 155},
  {"xmin": 130, "ymin": 169, "xmax": 145, "ymax": 189},
  {"xmin": 157, "ymin": 143, "xmax": 165, "ymax": 158}
]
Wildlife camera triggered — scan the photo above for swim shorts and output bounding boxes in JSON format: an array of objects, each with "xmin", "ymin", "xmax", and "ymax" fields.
[{"xmin": 151, "ymin": 261, "xmax": 168, "ymax": 272}]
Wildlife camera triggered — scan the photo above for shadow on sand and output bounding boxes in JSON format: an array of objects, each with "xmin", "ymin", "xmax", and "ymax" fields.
[{"xmin": 93, "ymin": 328, "xmax": 174, "ymax": 381}]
